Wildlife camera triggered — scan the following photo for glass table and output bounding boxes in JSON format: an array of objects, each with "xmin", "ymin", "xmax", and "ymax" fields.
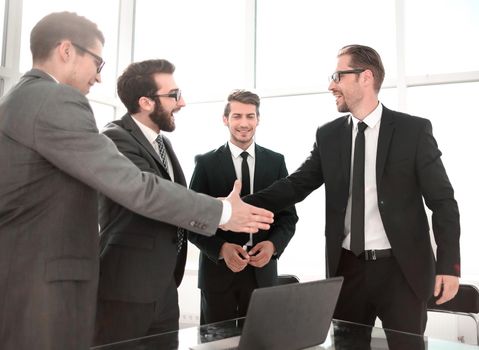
[{"xmin": 91, "ymin": 318, "xmax": 478, "ymax": 350}]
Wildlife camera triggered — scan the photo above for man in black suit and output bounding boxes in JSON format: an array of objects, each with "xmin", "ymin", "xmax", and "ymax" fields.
[
  {"xmin": 189, "ymin": 90, "xmax": 297, "ymax": 324},
  {"xmin": 244, "ymin": 45, "xmax": 460, "ymax": 343},
  {"xmin": 93, "ymin": 59, "xmax": 193, "ymax": 345}
]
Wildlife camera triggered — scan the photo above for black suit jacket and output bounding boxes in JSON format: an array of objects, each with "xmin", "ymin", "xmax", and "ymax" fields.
[
  {"xmin": 245, "ymin": 106, "xmax": 460, "ymax": 301},
  {"xmin": 188, "ymin": 143, "xmax": 298, "ymax": 292},
  {"xmin": 97, "ymin": 114, "xmax": 187, "ymax": 303}
]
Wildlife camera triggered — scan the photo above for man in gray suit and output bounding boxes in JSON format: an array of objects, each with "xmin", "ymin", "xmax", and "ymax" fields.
[{"xmin": 0, "ymin": 12, "xmax": 273, "ymax": 350}]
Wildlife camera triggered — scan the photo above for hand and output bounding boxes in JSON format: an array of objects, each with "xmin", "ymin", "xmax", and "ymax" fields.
[
  {"xmin": 248, "ymin": 241, "xmax": 275, "ymax": 268},
  {"xmin": 220, "ymin": 242, "xmax": 250, "ymax": 273},
  {"xmin": 220, "ymin": 180, "xmax": 274, "ymax": 234},
  {"xmin": 433, "ymin": 275, "xmax": 459, "ymax": 305}
]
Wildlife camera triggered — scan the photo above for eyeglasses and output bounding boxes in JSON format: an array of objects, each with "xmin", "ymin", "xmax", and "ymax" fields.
[
  {"xmin": 149, "ymin": 89, "xmax": 182, "ymax": 102},
  {"xmin": 71, "ymin": 42, "xmax": 105, "ymax": 74},
  {"xmin": 329, "ymin": 69, "xmax": 365, "ymax": 83}
]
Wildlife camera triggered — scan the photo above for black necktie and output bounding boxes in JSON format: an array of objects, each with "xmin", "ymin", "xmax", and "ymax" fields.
[
  {"xmin": 241, "ymin": 151, "xmax": 253, "ymax": 246},
  {"xmin": 351, "ymin": 122, "xmax": 367, "ymax": 256},
  {"xmin": 240, "ymin": 151, "xmax": 250, "ymax": 197}
]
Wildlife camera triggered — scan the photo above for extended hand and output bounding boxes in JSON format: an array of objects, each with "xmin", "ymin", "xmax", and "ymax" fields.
[
  {"xmin": 220, "ymin": 180, "xmax": 274, "ymax": 234},
  {"xmin": 433, "ymin": 275, "xmax": 459, "ymax": 304},
  {"xmin": 248, "ymin": 241, "xmax": 275, "ymax": 268},
  {"xmin": 220, "ymin": 242, "xmax": 250, "ymax": 273}
]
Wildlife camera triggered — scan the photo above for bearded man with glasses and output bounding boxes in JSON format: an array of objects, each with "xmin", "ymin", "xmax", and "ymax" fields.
[{"xmin": 93, "ymin": 59, "xmax": 194, "ymax": 346}]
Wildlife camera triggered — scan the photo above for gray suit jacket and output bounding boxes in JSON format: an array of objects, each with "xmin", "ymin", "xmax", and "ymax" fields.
[{"xmin": 0, "ymin": 69, "xmax": 222, "ymax": 350}]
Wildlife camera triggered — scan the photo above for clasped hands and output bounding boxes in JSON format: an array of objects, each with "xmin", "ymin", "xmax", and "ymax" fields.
[{"xmin": 220, "ymin": 241, "xmax": 275, "ymax": 273}]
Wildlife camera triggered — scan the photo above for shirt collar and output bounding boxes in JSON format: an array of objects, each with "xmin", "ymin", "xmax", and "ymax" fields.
[
  {"xmin": 350, "ymin": 102, "xmax": 382, "ymax": 130},
  {"xmin": 131, "ymin": 115, "xmax": 160, "ymax": 145},
  {"xmin": 228, "ymin": 141, "xmax": 256, "ymax": 159},
  {"xmin": 46, "ymin": 72, "xmax": 60, "ymax": 83}
]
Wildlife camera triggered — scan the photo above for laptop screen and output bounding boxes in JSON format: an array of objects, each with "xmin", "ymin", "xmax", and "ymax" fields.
[
  {"xmin": 191, "ymin": 277, "xmax": 343, "ymax": 350},
  {"xmin": 238, "ymin": 277, "xmax": 343, "ymax": 349}
]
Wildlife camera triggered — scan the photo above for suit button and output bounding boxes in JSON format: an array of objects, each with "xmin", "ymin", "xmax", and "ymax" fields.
[
  {"xmin": 200, "ymin": 224, "xmax": 207, "ymax": 230},
  {"xmin": 189, "ymin": 220, "xmax": 196, "ymax": 227}
]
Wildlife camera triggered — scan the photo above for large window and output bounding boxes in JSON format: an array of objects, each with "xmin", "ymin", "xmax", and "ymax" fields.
[
  {"xmin": 135, "ymin": 0, "xmax": 251, "ymax": 102},
  {"xmin": 404, "ymin": 0, "xmax": 479, "ymax": 75},
  {"xmin": 256, "ymin": 0, "xmax": 397, "ymax": 92}
]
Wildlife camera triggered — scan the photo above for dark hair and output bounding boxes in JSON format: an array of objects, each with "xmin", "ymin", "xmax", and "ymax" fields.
[
  {"xmin": 223, "ymin": 90, "xmax": 260, "ymax": 117},
  {"xmin": 117, "ymin": 59, "xmax": 175, "ymax": 114},
  {"xmin": 30, "ymin": 11, "xmax": 104, "ymax": 62},
  {"xmin": 338, "ymin": 45, "xmax": 385, "ymax": 92}
]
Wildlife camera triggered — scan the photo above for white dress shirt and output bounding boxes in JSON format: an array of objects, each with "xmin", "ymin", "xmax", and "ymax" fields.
[{"xmin": 343, "ymin": 103, "xmax": 391, "ymax": 251}]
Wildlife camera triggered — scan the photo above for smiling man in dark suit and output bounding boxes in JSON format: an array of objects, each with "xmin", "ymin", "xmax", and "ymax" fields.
[
  {"xmin": 243, "ymin": 45, "xmax": 460, "ymax": 346},
  {"xmin": 189, "ymin": 90, "xmax": 298, "ymax": 325}
]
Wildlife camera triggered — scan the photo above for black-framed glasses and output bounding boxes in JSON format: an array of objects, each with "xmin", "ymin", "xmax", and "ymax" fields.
[
  {"xmin": 329, "ymin": 69, "xmax": 365, "ymax": 83},
  {"xmin": 71, "ymin": 42, "xmax": 105, "ymax": 74},
  {"xmin": 149, "ymin": 89, "xmax": 182, "ymax": 102}
]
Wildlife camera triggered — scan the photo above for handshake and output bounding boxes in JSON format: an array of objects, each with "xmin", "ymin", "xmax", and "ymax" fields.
[{"xmin": 219, "ymin": 179, "xmax": 274, "ymax": 234}]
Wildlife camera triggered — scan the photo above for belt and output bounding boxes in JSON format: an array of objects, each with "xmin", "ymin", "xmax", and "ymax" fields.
[{"xmin": 358, "ymin": 249, "xmax": 393, "ymax": 261}]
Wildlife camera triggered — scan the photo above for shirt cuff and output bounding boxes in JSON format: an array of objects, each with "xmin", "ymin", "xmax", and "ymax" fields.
[{"xmin": 219, "ymin": 200, "xmax": 232, "ymax": 225}]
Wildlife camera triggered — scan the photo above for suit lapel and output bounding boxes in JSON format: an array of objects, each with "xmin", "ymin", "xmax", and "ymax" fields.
[
  {"xmin": 253, "ymin": 144, "xmax": 265, "ymax": 192},
  {"xmin": 340, "ymin": 116, "xmax": 353, "ymax": 188},
  {"xmin": 376, "ymin": 106, "xmax": 395, "ymax": 190},
  {"xmin": 217, "ymin": 143, "xmax": 237, "ymax": 185},
  {"xmin": 121, "ymin": 114, "xmax": 170, "ymax": 179},
  {"xmin": 163, "ymin": 137, "xmax": 186, "ymax": 186}
]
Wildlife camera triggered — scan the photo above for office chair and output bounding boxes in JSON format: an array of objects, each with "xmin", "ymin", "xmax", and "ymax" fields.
[
  {"xmin": 276, "ymin": 274, "xmax": 300, "ymax": 285},
  {"xmin": 427, "ymin": 283, "xmax": 479, "ymax": 344}
]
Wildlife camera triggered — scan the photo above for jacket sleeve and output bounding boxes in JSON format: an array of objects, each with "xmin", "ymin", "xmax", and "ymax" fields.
[
  {"xmin": 416, "ymin": 119, "xmax": 460, "ymax": 276},
  {"xmin": 32, "ymin": 86, "xmax": 222, "ymax": 236},
  {"xmin": 264, "ymin": 157, "xmax": 298, "ymax": 258}
]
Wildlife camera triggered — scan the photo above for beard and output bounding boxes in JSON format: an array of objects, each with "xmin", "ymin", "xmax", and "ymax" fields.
[
  {"xmin": 335, "ymin": 94, "xmax": 350, "ymax": 113},
  {"xmin": 149, "ymin": 101, "xmax": 176, "ymax": 132},
  {"xmin": 337, "ymin": 101, "xmax": 350, "ymax": 113}
]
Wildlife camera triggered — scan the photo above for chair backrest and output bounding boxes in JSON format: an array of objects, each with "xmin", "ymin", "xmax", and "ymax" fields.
[
  {"xmin": 427, "ymin": 284, "xmax": 479, "ymax": 345},
  {"xmin": 276, "ymin": 274, "xmax": 300, "ymax": 285},
  {"xmin": 428, "ymin": 284, "xmax": 479, "ymax": 313}
]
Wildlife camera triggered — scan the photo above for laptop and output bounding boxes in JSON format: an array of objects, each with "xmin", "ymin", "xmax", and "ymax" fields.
[{"xmin": 190, "ymin": 276, "xmax": 343, "ymax": 350}]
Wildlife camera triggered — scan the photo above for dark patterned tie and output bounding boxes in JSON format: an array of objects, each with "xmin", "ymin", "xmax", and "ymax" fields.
[
  {"xmin": 351, "ymin": 122, "xmax": 367, "ymax": 256},
  {"xmin": 176, "ymin": 228, "xmax": 185, "ymax": 254},
  {"xmin": 156, "ymin": 134, "xmax": 183, "ymax": 253},
  {"xmin": 155, "ymin": 134, "xmax": 169, "ymax": 172}
]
